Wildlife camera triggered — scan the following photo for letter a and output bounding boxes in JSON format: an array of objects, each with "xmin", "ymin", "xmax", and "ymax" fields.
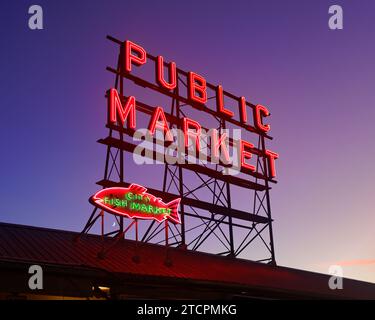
[
  {"xmin": 328, "ymin": 5, "xmax": 343, "ymax": 30},
  {"xmin": 28, "ymin": 265, "xmax": 43, "ymax": 290},
  {"xmin": 328, "ymin": 265, "xmax": 343, "ymax": 290},
  {"xmin": 28, "ymin": 5, "xmax": 44, "ymax": 30}
]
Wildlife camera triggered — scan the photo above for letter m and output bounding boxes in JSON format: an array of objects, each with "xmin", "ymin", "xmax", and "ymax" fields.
[
  {"xmin": 108, "ymin": 88, "xmax": 136, "ymax": 128},
  {"xmin": 131, "ymin": 203, "xmax": 141, "ymax": 210}
]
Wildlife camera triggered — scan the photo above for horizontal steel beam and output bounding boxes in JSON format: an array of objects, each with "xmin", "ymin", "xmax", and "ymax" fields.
[{"xmin": 98, "ymin": 136, "xmax": 273, "ymax": 187}]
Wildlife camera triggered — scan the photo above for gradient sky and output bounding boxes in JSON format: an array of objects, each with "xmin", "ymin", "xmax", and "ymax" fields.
[{"xmin": 1, "ymin": 0, "xmax": 374, "ymax": 283}]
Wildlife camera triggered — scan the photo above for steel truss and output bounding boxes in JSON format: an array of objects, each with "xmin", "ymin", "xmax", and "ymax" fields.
[{"xmin": 80, "ymin": 36, "xmax": 277, "ymax": 264}]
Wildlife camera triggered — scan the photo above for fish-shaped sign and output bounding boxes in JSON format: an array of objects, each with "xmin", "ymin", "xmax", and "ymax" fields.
[{"xmin": 90, "ymin": 184, "xmax": 181, "ymax": 224}]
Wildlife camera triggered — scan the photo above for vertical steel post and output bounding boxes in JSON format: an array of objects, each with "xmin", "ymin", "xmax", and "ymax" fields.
[{"xmin": 261, "ymin": 135, "xmax": 276, "ymax": 264}]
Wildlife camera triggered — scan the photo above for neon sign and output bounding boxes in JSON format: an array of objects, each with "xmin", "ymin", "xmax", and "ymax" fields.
[
  {"xmin": 108, "ymin": 40, "xmax": 279, "ymax": 178},
  {"xmin": 81, "ymin": 36, "xmax": 280, "ymax": 260},
  {"xmin": 90, "ymin": 184, "xmax": 181, "ymax": 224}
]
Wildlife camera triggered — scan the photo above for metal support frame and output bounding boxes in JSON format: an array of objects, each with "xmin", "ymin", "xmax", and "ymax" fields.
[{"xmin": 80, "ymin": 36, "xmax": 277, "ymax": 264}]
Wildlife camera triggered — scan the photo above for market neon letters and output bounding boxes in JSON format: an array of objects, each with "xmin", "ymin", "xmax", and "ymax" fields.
[
  {"xmin": 183, "ymin": 117, "xmax": 201, "ymax": 152},
  {"xmin": 108, "ymin": 88, "xmax": 278, "ymax": 177},
  {"xmin": 211, "ymin": 129, "xmax": 231, "ymax": 164},
  {"xmin": 148, "ymin": 106, "xmax": 173, "ymax": 141},
  {"xmin": 240, "ymin": 140, "xmax": 256, "ymax": 172},
  {"xmin": 265, "ymin": 150, "xmax": 279, "ymax": 178},
  {"xmin": 108, "ymin": 88, "xmax": 136, "ymax": 129}
]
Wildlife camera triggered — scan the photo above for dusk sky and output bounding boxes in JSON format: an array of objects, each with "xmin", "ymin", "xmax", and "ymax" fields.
[{"xmin": 1, "ymin": 0, "xmax": 374, "ymax": 283}]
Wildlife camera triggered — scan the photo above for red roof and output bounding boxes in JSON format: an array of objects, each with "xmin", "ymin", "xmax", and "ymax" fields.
[{"xmin": 0, "ymin": 222, "xmax": 374, "ymax": 299}]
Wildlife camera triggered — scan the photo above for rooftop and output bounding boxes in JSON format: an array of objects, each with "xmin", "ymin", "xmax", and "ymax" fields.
[{"xmin": 0, "ymin": 221, "xmax": 374, "ymax": 299}]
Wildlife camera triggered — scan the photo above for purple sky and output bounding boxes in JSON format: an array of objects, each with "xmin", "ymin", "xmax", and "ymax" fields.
[{"xmin": 1, "ymin": 0, "xmax": 374, "ymax": 283}]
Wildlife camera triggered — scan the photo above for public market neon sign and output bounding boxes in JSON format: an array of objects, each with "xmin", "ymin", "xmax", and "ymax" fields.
[{"xmin": 108, "ymin": 40, "xmax": 279, "ymax": 178}]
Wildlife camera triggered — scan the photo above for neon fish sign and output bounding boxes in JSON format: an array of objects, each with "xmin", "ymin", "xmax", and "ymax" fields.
[{"xmin": 90, "ymin": 184, "xmax": 181, "ymax": 224}]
